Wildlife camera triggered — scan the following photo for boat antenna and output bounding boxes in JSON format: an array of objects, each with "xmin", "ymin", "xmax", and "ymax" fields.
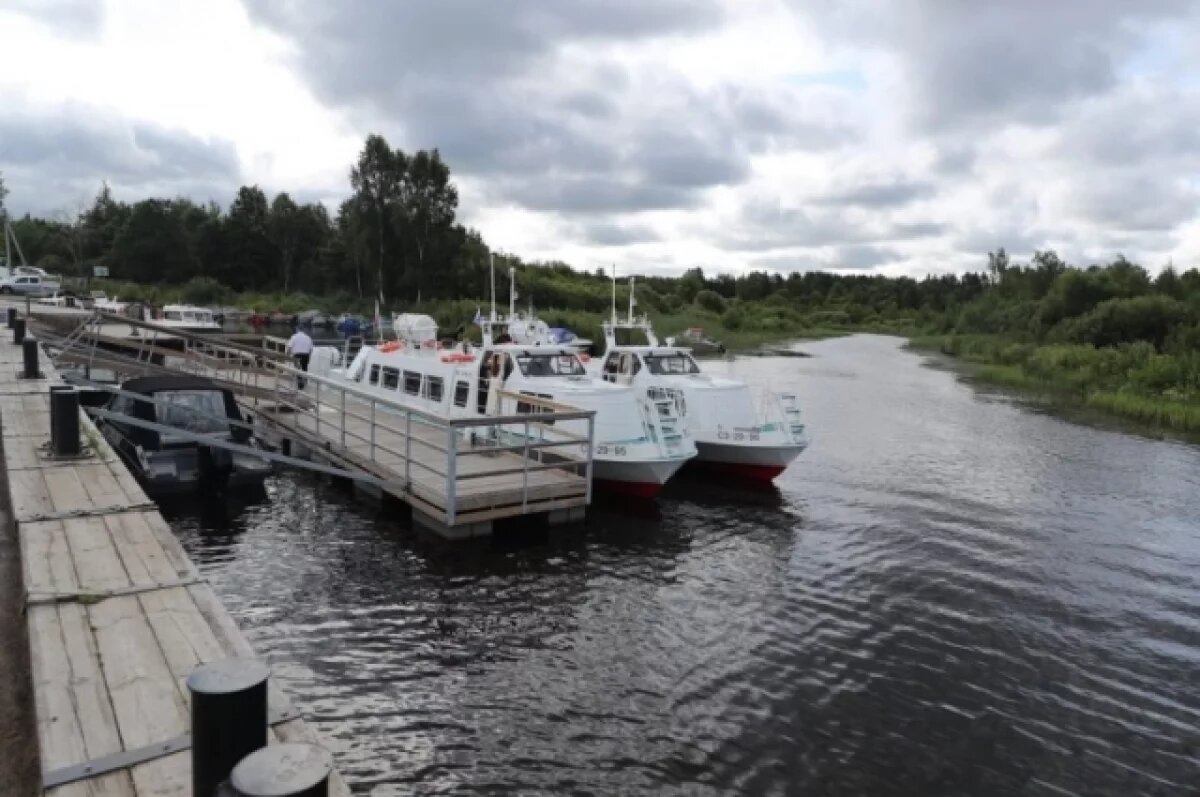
[
  {"xmin": 3, "ymin": 218, "xmax": 10, "ymax": 272},
  {"xmin": 628, "ymin": 276, "xmax": 636, "ymax": 323},
  {"xmin": 489, "ymin": 252, "xmax": 497, "ymax": 321},
  {"xmin": 610, "ymin": 264, "xmax": 617, "ymax": 326}
]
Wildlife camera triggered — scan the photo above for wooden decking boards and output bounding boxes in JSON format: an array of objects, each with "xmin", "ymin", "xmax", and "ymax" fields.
[{"xmin": 0, "ymin": 335, "xmax": 350, "ymax": 796}]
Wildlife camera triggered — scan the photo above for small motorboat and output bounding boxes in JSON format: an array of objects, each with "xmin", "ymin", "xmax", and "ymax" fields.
[{"xmin": 94, "ymin": 375, "xmax": 271, "ymax": 495}]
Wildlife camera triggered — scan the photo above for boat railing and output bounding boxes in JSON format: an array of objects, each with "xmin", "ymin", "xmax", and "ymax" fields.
[
  {"xmin": 755, "ymin": 388, "xmax": 806, "ymax": 441},
  {"xmin": 640, "ymin": 387, "xmax": 688, "ymax": 452}
]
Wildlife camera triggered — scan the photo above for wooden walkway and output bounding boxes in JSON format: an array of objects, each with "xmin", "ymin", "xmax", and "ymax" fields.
[{"xmin": 0, "ymin": 335, "xmax": 350, "ymax": 795}]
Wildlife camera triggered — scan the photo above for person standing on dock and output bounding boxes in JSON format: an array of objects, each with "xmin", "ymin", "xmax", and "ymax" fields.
[{"xmin": 286, "ymin": 326, "xmax": 314, "ymax": 389}]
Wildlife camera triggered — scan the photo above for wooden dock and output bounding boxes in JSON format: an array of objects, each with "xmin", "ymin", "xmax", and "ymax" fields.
[{"xmin": 0, "ymin": 332, "xmax": 350, "ymax": 795}]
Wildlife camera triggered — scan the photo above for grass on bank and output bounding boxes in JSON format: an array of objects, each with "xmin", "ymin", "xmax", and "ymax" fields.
[{"xmin": 909, "ymin": 334, "xmax": 1200, "ymax": 435}]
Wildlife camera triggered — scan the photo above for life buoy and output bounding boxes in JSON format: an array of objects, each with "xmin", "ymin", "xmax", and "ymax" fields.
[
  {"xmin": 422, "ymin": 339, "xmax": 437, "ymax": 349},
  {"xmin": 440, "ymin": 352, "xmax": 475, "ymax": 363},
  {"xmin": 578, "ymin": 353, "xmax": 591, "ymax": 363},
  {"xmin": 378, "ymin": 341, "xmax": 402, "ymax": 353}
]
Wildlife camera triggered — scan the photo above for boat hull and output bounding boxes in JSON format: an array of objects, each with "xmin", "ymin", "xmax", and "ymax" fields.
[
  {"xmin": 592, "ymin": 456, "xmax": 689, "ymax": 497},
  {"xmin": 691, "ymin": 441, "xmax": 805, "ymax": 481}
]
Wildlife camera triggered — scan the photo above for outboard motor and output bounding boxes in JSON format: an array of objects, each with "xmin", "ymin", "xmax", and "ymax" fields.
[{"xmin": 197, "ymin": 445, "xmax": 234, "ymax": 491}]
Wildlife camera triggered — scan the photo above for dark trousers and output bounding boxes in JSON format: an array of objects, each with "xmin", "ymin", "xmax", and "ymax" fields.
[{"xmin": 293, "ymin": 353, "xmax": 310, "ymax": 388}]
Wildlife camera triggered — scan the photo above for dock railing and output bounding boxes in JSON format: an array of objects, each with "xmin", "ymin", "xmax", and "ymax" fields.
[{"xmin": 185, "ymin": 332, "xmax": 595, "ymax": 526}]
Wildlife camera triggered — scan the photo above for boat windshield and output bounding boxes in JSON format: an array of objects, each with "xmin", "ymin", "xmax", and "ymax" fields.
[
  {"xmin": 643, "ymin": 353, "xmax": 700, "ymax": 375},
  {"xmin": 515, "ymin": 353, "xmax": 586, "ymax": 377},
  {"xmin": 155, "ymin": 390, "xmax": 230, "ymax": 435}
]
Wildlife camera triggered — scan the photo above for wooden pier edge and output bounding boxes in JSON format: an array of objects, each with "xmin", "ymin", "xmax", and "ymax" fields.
[{"xmin": 0, "ymin": 335, "xmax": 351, "ymax": 795}]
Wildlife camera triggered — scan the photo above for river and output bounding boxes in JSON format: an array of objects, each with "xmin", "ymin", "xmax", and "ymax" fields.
[{"xmin": 167, "ymin": 334, "xmax": 1200, "ymax": 796}]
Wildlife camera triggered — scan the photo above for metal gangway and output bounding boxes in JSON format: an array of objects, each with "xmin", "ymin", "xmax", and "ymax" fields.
[{"xmin": 35, "ymin": 311, "xmax": 596, "ymax": 535}]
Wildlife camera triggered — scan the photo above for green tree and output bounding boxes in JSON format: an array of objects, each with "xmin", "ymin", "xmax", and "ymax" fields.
[
  {"xmin": 349, "ymin": 134, "xmax": 401, "ymax": 302},
  {"xmin": 110, "ymin": 199, "xmax": 198, "ymax": 283}
]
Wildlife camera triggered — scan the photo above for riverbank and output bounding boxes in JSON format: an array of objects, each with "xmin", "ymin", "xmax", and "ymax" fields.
[{"xmin": 909, "ymin": 334, "xmax": 1200, "ymax": 436}]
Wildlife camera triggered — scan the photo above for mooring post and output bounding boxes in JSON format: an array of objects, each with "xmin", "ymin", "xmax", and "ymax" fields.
[
  {"xmin": 6, "ymin": 306, "xmax": 15, "ymax": 328},
  {"xmin": 227, "ymin": 743, "xmax": 332, "ymax": 797},
  {"xmin": 49, "ymin": 386, "xmax": 80, "ymax": 457},
  {"xmin": 22, "ymin": 336, "xmax": 38, "ymax": 379},
  {"xmin": 13, "ymin": 316, "xmax": 25, "ymax": 344},
  {"xmin": 187, "ymin": 658, "xmax": 271, "ymax": 797}
]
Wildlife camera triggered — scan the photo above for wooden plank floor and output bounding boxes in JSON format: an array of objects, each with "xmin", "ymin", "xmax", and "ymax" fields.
[
  {"xmin": 247, "ymin": 389, "xmax": 589, "ymax": 524},
  {"xmin": 0, "ymin": 337, "xmax": 350, "ymax": 795}
]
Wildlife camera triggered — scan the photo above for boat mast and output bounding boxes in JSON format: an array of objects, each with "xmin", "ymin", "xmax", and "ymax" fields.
[
  {"xmin": 489, "ymin": 253, "xmax": 497, "ymax": 322},
  {"xmin": 628, "ymin": 276, "xmax": 636, "ymax": 323},
  {"xmin": 610, "ymin": 265, "xmax": 617, "ymax": 326},
  {"xmin": 508, "ymin": 267, "xmax": 517, "ymax": 319}
]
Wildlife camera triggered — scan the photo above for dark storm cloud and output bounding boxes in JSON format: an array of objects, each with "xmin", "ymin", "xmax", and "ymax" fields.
[
  {"xmin": 6, "ymin": 0, "xmax": 104, "ymax": 38},
  {"xmin": 794, "ymin": 0, "xmax": 1192, "ymax": 132},
  {"xmin": 1, "ymin": 110, "xmax": 240, "ymax": 215},
  {"xmin": 245, "ymin": 1, "xmax": 852, "ymax": 217}
]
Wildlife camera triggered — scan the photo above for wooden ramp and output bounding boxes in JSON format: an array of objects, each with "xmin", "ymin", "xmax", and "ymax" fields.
[{"xmin": 0, "ymin": 335, "xmax": 350, "ymax": 795}]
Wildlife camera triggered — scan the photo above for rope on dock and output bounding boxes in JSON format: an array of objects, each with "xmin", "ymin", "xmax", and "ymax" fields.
[{"xmin": 19, "ymin": 501, "xmax": 159, "ymax": 524}]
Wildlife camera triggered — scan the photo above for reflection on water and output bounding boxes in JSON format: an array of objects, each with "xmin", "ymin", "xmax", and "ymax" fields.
[{"xmin": 169, "ymin": 335, "xmax": 1200, "ymax": 796}]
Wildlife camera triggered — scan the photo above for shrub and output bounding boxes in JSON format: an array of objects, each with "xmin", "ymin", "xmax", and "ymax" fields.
[
  {"xmin": 695, "ymin": 289, "xmax": 727, "ymax": 313},
  {"xmin": 180, "ymin": 276, "xmax": 231, "ymax": 306}
]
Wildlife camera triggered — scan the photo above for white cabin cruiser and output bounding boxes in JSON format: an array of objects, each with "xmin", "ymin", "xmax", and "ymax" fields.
[
  {"xmin": 155, "ymin": 304, "xmax": 221, "ymax": 332},
  {"xmin": 590, "ymin": 279, "xmax": 808, "ymax": 481},
  {"xmin": 323, "ymin": 306, "xmax": 695, "ymax": 497}
]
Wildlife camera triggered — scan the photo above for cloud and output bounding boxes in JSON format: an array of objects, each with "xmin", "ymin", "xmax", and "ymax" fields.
[
  {"xmin": 578, "ymin": 220, "xmax": 662, "ymax": 246},
  {"xmin": 3, "ymin": 0, "xmax": 105, "ymax": 38},
  {"xmin": 1, "ymin": 105, "xmax": 241, "ymax": 215},
  {"xmin": 244, "ymin": 1, "xmax": 851, "ymax": 219},
  {"xmin": 816, "ymin": 177, "xmax": 936, "ymax": 208}
]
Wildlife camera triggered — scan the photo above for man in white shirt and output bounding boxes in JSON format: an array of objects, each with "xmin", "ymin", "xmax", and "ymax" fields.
[{"xmin": 285, "ymin": 326, "xmax": 314, "ymax": 389}]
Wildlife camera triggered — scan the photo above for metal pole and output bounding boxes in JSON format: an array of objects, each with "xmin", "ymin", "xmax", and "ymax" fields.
[
  {"xmin": 49, "ymin": 386, "xmax": 80, "ymax": 457},
  {"xmin": 445, "ymin": 423, "xmax": 456, "ymax": 525},
  {"xmin": 227, "ymin": 743, "xmax": 331, "ymax": 797},
  {"xmin": 314, "ymin": 378, "xmax": 320, "ymax": 437},
  {"xmin": 369, "ymin": 398, "xmax": 376, "ymax": 462},
  {"xmin": 13, "ymin": 316, "xmax": 25, "ymax": 344},
  {"xmin": 187, "ymin": 658, "xmax": 270, "ymax": 797},
  {"xmin": 522, "ymin": 419, "xmax": 529, "ymax": 512},
  {"xmin": 340, "ymin": 387, "xmax": 346, "ymax": 447},
  {"xmin": 22, "ymin": 336, "xmax": 38, "ymax": 379},
  {"xmin": 6, "ymin": 307, "xmax": 14, "ymax": 328},
  {"xmin": 404, "ymin": 411, "xmax": 411, "ymax": 488},
  {"xmin": 585, "ymin": 414, "xmax": 594, "ymax": 504}
]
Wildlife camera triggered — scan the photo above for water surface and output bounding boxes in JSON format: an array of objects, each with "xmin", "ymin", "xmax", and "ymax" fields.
[{"xmin": 168, "ymin": 335, "xmax": 1200, "ymax": 795}]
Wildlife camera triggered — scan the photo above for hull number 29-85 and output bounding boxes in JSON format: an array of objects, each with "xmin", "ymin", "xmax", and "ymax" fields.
[{"xmin": 595, "ymin": 445, "xmax": 628, "ymax": 456}]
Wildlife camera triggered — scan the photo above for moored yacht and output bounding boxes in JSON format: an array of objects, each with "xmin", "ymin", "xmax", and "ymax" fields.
[{"xmin": 589, "ymin": 278, "xmax": 808, "ymax": 481}]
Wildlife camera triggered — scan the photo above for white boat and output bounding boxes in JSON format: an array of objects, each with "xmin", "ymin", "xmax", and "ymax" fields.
[
  {"xmin": 35, "ymin": 291, "xmax": 81, "ymax": 308},
  {"xmin": 589, "ymin": 277, "xmax": 808, "ymax": 482},
  {"xmin": 153, "ymin": 304, "xmax": 221, "ymax": 333},
  {"xmin": 91, "ymin": 293, "xmax": 129, "ymax": 313},
  {"xmin": 320, "ymin": 273, "xmax": 695, "ymax": 497}
]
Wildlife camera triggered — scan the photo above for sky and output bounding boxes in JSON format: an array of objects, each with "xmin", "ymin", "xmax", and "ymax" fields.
[{"xmin": 2, "ymin": 0, "xmax": 1199, "ymax": 278}]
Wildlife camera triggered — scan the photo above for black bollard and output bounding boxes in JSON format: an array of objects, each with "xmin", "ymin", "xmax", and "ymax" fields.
[
  {"xmin": 49, "ymin": 386, "xmax": 80, "ymax": 457},
  {"xmin": 6, "ymin": 307, "xmax": 15, "ymax": 329},
  {"xmin": 22, "ymin": 337, "xmax": 38, "ymax": 379},
  {"xmin": 228, "ymin": 743, "xmax": 332, "ymax": 797},
  {"xmin": 13, "ymin": 317, "xmax": 25, "ymax": 344},
  {"xmin": 188, "ymin": 658, "xmax": 271, "ymax": 797}
]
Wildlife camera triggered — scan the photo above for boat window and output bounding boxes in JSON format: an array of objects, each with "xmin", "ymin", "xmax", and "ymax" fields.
[
  {"xmin": 516, "ymin": 391, "xmax": 555, "ymax": 424},
  {"xmin": 155, "ymin": 390, "xmax": 229, "ymax": 436},
  {"xmin": 515, "ymin": 353, "xmax": 586, "ymax": 377},
  {"xmin": 403, "ymin": 371, "xmax": 421, "ymax": 395},
  {"xmin": 453, "ymin": 380, "xmax": 469, "ymax": 408},
  {"xmin": 381, "ymin": 367, "xmax": 400, "ymax": 390},
  {"xmin": 425, "ymin": 376, "xmax": 444, "ymax": 402},
  {"xmin": 643, "ymin": 353, "xmax": 701, "ymax": 375},
  {"xmin": 165, "ymin": 311, "xmax": 183, "ymax": 321},
  {"xmin": 368, "ymin": 364, "xmax": 381, "ymax": 385}
]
